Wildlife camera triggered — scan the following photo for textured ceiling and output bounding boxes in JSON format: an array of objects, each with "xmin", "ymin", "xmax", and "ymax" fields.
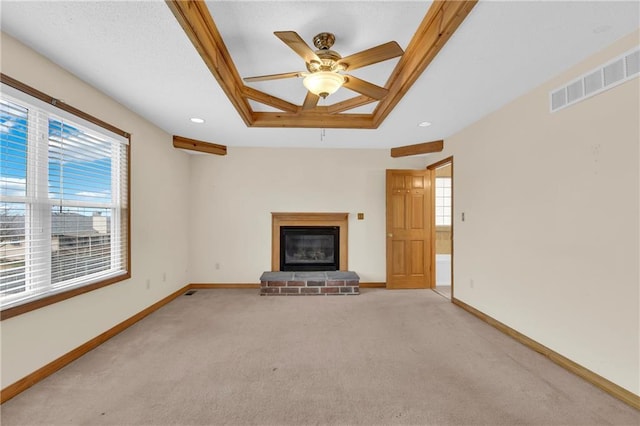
[{"xmin": 1, "ymin": 1, "xmax": 638, "ymax": 150}]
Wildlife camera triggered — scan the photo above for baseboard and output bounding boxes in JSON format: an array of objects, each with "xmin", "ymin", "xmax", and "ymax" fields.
[
  {"xmin": 360, "ymin": 282, "xmax": 386, "ymax": 288},
  {"xmin": 452, "ymin": 297, "xmax": 640, "ymax": 410},
  {"xmin": 0, "ymin": 284, "xmax": 191, "ymax": 404},
  {"xmin": 190, "ymin": 283, "xmax": 260, "ymax": 289}
]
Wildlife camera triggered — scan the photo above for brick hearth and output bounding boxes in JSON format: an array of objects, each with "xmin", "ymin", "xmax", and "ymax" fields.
[{"xmin": 259, "ymin": 271, "xmax": 360, "ymax": 296}]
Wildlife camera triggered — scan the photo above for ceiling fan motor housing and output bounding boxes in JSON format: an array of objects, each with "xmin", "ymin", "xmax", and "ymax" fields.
[
  {"xmin": 306, "ymin": 32, "xmax": 343, "ymax": 73},
  {"xmin": 307, "ymin": 50, "xmax": 342, "ymax": 72},
  {"xmin": 313, "ymin": 32, "xmax": 335, "ymax": 50}
]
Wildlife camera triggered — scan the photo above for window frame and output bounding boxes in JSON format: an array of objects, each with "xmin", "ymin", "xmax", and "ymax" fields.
[
  {"xmin": 435, "ymin": 176, "xmax": 452, "ymax": 226},
  {"xmin": 0, "ymin": 74, "xmax": 131, "ymax": 320}
]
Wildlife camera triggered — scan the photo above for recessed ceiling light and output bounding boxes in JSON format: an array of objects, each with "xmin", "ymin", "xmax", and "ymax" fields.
[
  {"xmin": 418, "ymin": 121, "xmax": 432, "ymax": 127},
  {"xmin": 190, "ymin": 117, "xmax": 205, "ymax": 124}
]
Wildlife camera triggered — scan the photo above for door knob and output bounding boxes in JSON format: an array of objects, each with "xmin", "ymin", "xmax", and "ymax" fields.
[{"xmin": 387, "ymin": 233, "xmax": 393, "ymax": 237}]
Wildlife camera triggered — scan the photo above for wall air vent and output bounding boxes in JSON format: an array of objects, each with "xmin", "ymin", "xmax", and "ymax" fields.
[
  {"xmin": 567, "ymin": 80, "xmax": 584, "ymax": 103},
  {"xmin": 550, "ymin": 46, "xmax": 639, "ymax": 113},
  {"xmin": 626, "ymin": 50, "xmax": 640, "ymax": 76},
  {"xmin": 603, "ymin": 59, "xmax": 625, "ymax": 86},
  {"xmin": 551, "ymin": 88, "xmax": 567, "ymax": 110},
  {"xmin": 584, "ymin": 70, "xmax": 603, "ymax": 95}
]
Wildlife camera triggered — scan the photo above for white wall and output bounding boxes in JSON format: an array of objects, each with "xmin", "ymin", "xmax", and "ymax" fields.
[
  {"xmin": 428, "ymin": 30, "xmax": 639, "ymax": 395},
  {"xmin": 0, "ymin": 33, "xmax": 191, "ymax": 389},
  {"xmin": 188, "ymin": 148, "xmax": 425, "ymax": 283}
]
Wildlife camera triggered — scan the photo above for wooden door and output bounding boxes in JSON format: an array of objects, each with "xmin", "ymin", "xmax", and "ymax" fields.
[{"xmin": 386, "ymin": 170, "xmax": 432, "ymax": 289}]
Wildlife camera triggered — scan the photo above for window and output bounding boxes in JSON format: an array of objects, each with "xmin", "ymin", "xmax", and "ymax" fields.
[
  {"xmin": 0, "ymin": 76, "xmax": 130, "ymax": 318},
  {"xmin": 435, "ymin": 177, "xmax": 451, "ymax": 226}
]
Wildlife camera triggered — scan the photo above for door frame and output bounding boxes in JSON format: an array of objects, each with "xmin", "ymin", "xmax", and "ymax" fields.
[{"xmin": 427, "ymin": 156, "xmax": 454, "ymax": 299}]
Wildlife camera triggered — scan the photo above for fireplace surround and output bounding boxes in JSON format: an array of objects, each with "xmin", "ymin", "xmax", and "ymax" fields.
[
  {"xmin": 271, "ymin": 213, "xmax": 348, "ymax": 271},
  {"xmin": 267, "ymin": 213, "xmax": 358, "ymax": 295}
]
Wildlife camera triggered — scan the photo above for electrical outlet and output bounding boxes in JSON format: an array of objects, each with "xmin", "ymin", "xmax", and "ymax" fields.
[
  {"xmin": 469, "ymin": 279, "xmax": 474, "ymax": 288},
  {"xmin": 146, "ymin": 279, "xmax": 151, "ymax": 289},
  {"xmin": 162, "ymin": 272, "xmax": 166, "ymax": 282},
  {"xmin": 215, "ymin": 263, "xmax": 220, "ymax": 270}
]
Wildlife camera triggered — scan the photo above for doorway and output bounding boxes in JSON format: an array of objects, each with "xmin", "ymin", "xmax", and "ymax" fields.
[
  {"xmin": 427, "ymin": 158, "xmax": 453, "ymax": 299},
  {"xmin": 385, "ymin": 169, "xmax": 432, "ymax": 289}
]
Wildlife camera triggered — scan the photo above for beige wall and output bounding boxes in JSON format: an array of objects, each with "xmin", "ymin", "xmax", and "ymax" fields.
[
  {"xmin": 0, "ymin": 33, "xmax": 191, "ymax": 389},
  {"xmin": 188, "ymin": 148, "xmax": 425, "ymax": 283},
  {"xmin": 427, "ymin": 30, "xmax": 640, "ymax": 395}
]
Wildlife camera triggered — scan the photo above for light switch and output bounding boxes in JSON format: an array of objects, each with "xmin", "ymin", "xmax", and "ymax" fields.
[{"xmin": 357, "ymin": 213, "xmax": 364, "ymax": 220}]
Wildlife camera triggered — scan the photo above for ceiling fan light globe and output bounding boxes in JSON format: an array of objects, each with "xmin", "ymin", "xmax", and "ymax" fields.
[{"xmin": 303, "ymin": 71, "xmax": 344, "ymax": 98}]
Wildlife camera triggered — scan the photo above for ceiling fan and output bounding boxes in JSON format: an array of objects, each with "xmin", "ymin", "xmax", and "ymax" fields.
[{"xmin": 243, "ymin": 31, "xmax": 404, "ymax": 110}]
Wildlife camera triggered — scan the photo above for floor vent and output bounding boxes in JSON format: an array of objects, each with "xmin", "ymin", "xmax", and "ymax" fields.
[
  {"xmin": 550, "ymin": 46, "xmax": 639, "ymax": 112},
  {"xmin": 184, "ymin": 290, "xmax": 197, "ymax": 296}
]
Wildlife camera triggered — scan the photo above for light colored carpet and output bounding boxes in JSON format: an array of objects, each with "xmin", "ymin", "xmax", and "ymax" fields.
[
  {"xmin": 2, "ymin": 289, "xmax": 638, "ymax": 425},
  {"xmin": 434, "ymin": 285, "xmax": 452, "ymax": 300}
]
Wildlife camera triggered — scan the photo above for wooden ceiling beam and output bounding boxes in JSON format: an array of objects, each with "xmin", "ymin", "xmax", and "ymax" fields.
[
  {"xmin": 252, "ymin": 112, "xmax": 374, "ymax": 129},
  {"xmin": 173, "ymin": 135, "xmax": 227, "ymax": 156},
  {"xmin": 242, "ymin": 86, "xmax": 299, "ymax": 113},
  {"xmin": 390, "ymin": 140, "xmax": 444, "ymax": 158},
  {"xmin": 373, "ymin": 0, "xmax": 478, "ymax": 127},
  {"xmin": 166, "ymin": 1, "xmax": 253, "ymax": 126},
  {"xmin": 326, "ymin": 95, "xmax": 377, "ymax": 114}
]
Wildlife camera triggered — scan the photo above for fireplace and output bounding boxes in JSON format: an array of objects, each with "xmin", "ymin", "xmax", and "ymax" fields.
[
  {"xmin": 271, "ymin": 213, "xmax": 349, "ymax": 271},
  {"xmin": 265, "ymin": 213, "xmax": 358, "ymax": 296},
  {"xmin": 280, "ymin": 226, "xmax": 339, "ymax": 271}
]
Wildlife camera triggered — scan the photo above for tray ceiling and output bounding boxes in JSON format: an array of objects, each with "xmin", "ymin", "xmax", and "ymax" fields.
[{"xmin": 166, "ymin": 0, "xmax": 477, "ymax": 129}]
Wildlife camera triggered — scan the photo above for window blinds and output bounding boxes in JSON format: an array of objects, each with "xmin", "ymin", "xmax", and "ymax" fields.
[{"xmin": 0, "ymin": 85, "xmax": 129, "ymax": 310}]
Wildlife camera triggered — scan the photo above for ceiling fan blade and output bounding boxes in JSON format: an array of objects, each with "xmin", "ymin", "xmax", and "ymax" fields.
[
  {"xmin": 338, "ymin": 41, "xmax": 404, "ymax": 71},
  {"xmin": 243, "ymin": 71, "xmax": 302, "ymax": 83},
  {"xmin": 302, "ymin": 91, "xmax": 320, "ymax": 110},
  {"xmin": 274, "ymin": 31, "xmax": 321, "ymax": 64},
  {"xmin": 343, "ymin": 75, "xmax": 389, "ymax": 100}
]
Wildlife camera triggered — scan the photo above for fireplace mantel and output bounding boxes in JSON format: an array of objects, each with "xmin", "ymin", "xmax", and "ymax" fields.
[{"xmin": 272, "ymin": 213, "xmax": 348, "ymax": 271}]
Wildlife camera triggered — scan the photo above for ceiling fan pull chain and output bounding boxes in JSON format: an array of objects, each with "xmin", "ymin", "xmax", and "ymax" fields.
[{"xmin": 320, "ymin": 96, "xmax": 326, "ymax": 141}]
